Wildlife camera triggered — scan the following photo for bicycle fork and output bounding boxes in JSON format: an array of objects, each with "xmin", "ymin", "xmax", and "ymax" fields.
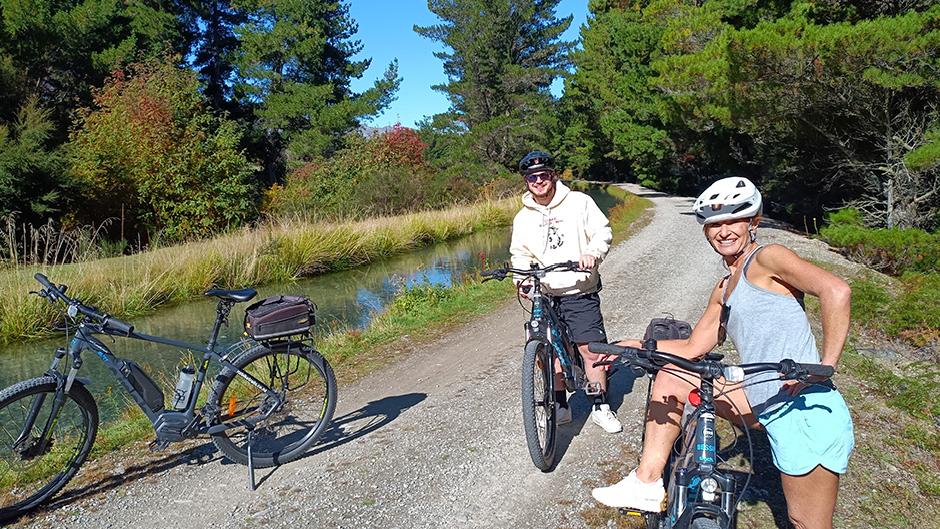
[
  {"xmin": 669, "ymin": 408, "xmax": 736, "ymax": 527},
  {"xmin": 13, "ymin": 349, "xmax": 80, "ymax": 459}
]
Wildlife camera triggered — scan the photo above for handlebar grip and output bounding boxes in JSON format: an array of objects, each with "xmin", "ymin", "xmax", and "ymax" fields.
[
  {"xmin": 34, "ymin": 273, "xmax": 54, "ymax": 289},
  {"xmin": 588, "ymin": 342, "xmax": 628, "ymax": 355},
  {"xmin": 799, "ymin": 363, "xmax": 834, "ymax": 378},
  {"xmin": 481, "ymin": 269, "xmax": 503, "ymax": 277},
  {"xmin": 103, "ymin": 317, "xmax": 134, "ymax": 336}
]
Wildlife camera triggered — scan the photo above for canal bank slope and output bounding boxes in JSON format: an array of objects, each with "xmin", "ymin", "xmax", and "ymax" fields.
[{"xmin": 15, "ymin": 185, "xmax": 930, "ymax": 529}]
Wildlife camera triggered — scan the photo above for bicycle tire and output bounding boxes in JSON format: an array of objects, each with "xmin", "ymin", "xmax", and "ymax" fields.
[
  {"xmin": 0, "ymin": 376, "xmax": 98, "ymax": 523},
  {"xmin": 209, "ymin": 342, "xmax": 337, "ymax": 468},
  {"xmin": 520, "ymin": 340, "xmax": 556, "ymax": 471},
  {"xmin": 690, "ymin": 516, "xmax": 722, "ymax": 529}
]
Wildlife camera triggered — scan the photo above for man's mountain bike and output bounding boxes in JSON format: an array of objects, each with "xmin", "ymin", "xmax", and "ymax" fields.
[
  {"xmin": 589, "ymin": 341, "xmax": 833, "ymax": 529},
  {"xmin": 0, "ymin": 274, "xmax": 337, "ymax": 523},
  {"xmin": 482, "ymin": 261, "xmax": 596, "ymax": 471}
]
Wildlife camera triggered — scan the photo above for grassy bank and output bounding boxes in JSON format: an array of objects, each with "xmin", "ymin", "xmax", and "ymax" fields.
[
  {"xmin": 4, "ymin": 185, "xmax": 653, "ymax": 507},
  {"xmin": 0, "ymin": 199, "xmax": 518, "ymax": 342}
]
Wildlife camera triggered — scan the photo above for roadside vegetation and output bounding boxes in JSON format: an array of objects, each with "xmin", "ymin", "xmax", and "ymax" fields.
[
  {"xmin": 0, "ymin": 199, "xmax": 517, "ymax": 343},
  {"xmin": 818, "ymin": 208, "xmax": 940, "ymax": 516},
  {"xmin": 4, "ymin": 1, "xmax": 936, "ymax": 270}
]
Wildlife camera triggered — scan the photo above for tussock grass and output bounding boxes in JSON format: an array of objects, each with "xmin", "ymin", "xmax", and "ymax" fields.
[{"xmin": 0, "ymin": 199, "xmax": 518, "ymax": 343}]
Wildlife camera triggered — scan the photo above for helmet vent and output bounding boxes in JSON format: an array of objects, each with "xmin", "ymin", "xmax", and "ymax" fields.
[
  {"xmin": 731, "ymin": 203, "xmax": 751, "ymax": 214},
  {"xmin": 709, "ymin": 193, "xmax": 719, "ymax": 200},
  {"xmin": 736, "ymin": 180, "xmax": 746, "ymax": 188}
]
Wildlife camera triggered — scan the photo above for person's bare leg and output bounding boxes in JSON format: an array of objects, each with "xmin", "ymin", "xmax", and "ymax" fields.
[
  {"xmin": 579, "ymin": 343, "xmax": 607, "ymax": 392},
  {"xmin": 634, "ymin": 370, "xmax": 687, "ymax": 482},
  {"xmin": 636, "ymin": 372, "xmax": 755, "ymax": 483},
  {"xmin": 780, "ymin": 465, "xmax": 839, "ymax": 529}
]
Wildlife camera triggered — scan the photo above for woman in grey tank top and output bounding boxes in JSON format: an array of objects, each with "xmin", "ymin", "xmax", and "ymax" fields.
[{"xmin": 592, "ymin": 178, "xmax": 855, "ymax": 529}]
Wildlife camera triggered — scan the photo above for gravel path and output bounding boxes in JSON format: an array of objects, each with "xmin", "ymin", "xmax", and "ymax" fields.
[{"xmin": 15, "ymin": 184, "xmax": 861, "ymax": 529}]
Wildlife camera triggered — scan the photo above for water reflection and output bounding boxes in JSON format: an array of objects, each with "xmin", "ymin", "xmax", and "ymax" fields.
[{"xmin": 0, "ymin": 228, "xmax": 511, "ymax": 421}]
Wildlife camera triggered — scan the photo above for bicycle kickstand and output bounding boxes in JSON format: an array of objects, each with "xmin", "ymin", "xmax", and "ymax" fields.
[{"xmin": 246, "ymin": 425, "xmax": 256, "ymax": 491}]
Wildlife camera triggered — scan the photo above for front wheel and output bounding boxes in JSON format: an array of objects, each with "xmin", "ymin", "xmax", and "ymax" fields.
[
  {"xmin": 210, "ymin": 342, "xmax": 337, "ymax": 468},
  {"xmin": 521, "ymin": 340, "xmax": 556, "ymax": 471},
  {"xmin": 690, "ymin": 517, "xmax": 722, "ymax": 529},
  {"xmin": 0, "ymin": 377, "xmax": 99, "ymax": 523}
]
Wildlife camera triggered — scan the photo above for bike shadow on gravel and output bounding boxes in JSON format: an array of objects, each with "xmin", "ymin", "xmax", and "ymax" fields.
[
  {"xmin": 304, "ymin": 392, "xmax": 427, "ymax": 456},
  {"xmin": 36, "ymin": 440, "xmax": 224, "ymax": 517},
  {"xmin": 29, "ymin": 394, "xmax": 428, "ymax": 516},
  {"xmin": 230, "ymin": 392, "xmax": 428, "ymax": 488},
  {"xmin": 552, "ymin": 366, "xmax": 643, "ymax": 468}
]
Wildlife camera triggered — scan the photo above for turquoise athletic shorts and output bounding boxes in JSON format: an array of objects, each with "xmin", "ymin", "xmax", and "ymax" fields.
[{"xmin": 756, "ymin": 383, "xmax": 855, "ymax": 476}]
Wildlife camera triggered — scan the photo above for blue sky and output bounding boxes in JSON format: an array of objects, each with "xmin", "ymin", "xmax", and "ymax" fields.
[{"xmin": 348, "ymin": 0, "xmax": 589, "ymax": 128}]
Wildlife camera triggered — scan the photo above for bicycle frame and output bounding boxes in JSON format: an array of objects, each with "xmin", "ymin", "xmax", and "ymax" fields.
[
  {"xmin": 664, "ymin": 376, "xmax": 736, "ymax": 528},
  {"xmin": 35, "ymin": 299, "xmax": 284, "ymax": 449},
  {"xmin": 524, "ymin": 276, "xmax": 583, "ymax": 392}
]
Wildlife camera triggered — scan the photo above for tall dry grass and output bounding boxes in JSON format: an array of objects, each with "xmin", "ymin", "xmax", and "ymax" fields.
[{"xmin": 0, "ymin": 199, "xmax": 518, "ymax": 342}]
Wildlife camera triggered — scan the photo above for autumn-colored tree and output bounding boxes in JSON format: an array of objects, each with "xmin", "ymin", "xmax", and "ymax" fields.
[{"xmin": 69, "ymin": 60, "xmax": 255, "ymax": 241}]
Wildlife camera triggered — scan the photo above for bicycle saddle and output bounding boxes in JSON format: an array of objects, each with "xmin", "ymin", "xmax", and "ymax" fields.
[{"xmin": 204, "ymin": 287, "xmax": 257, "ymax": 303}]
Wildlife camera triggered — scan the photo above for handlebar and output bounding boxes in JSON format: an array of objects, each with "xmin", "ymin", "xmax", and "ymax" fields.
[
  {"xmin": 481, "ymin": 260, "xmax": 583, "ymax": 282},
  {"xmin": 588, "ymin": 342, "xmax": 834, "ymax": 382},
  {"xmin": 33, "ymin": 273, "xmax": 135, "ymax": 336}
]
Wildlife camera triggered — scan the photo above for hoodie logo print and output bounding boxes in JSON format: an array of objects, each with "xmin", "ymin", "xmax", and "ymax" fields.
[{"xmin": 547, "ymin": 224, "xmax": 564, "ymax": 249}]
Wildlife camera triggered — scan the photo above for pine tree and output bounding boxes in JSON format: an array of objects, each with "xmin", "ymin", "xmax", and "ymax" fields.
[
  {"xmin": 415, "ymin": 0, "xmax": 573, "ymax": 167},
  {"xmin": 193, "ymin": 0, "xmax": 246, "ymax": 111},
  {"xmin": 234, "ymin": 0, "xmax": 400, "ymax": 177}
]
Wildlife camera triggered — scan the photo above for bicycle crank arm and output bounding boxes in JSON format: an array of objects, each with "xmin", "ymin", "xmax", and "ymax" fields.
[{"xmin": 206, "ymin": 399, "xmax": 282, "ymax": 435}]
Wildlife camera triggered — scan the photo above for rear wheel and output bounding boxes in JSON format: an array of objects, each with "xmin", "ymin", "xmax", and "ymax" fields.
[
  {"xmin": 210, "ymin": 343, "xmax": 336, "ymax": 468},
  {"xmin": 521, "ymin": 340, "xmax": 556, "ymax": 471},
  {"xmin": 0, "ymin": 377, "xmax": 98, "ymax": 523}
]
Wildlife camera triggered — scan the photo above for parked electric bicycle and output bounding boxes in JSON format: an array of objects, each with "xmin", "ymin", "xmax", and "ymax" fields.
[
  {"xmin": 0, "ymin": 274, "xmax": 337, "ymax": 523},
  {"xmin": 589, "ymin": 340, "xmax": 834, "ymax": 529},
  {"xmin": 481, "ymin": 260, "xmax": 595, "ymax": 471}
]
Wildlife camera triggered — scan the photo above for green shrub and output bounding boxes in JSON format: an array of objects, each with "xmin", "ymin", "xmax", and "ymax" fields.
[
  {"xmin": 848, "ymin": 277, "xmax": 891, "ymax": 327},
  {"xmin": 820, "ymin": 208, "xmax": 940, "ymax": 275},
  {"xmin": 887, "ymin": 273, "xmax": 940, "ymax": 346},
  {"xmin": 842, "ymin": 347, "xmax": 940, "ymax": 421},
  {"xmin": 68, "ymin": 59, "xmax": 255, "ymax": 242}
]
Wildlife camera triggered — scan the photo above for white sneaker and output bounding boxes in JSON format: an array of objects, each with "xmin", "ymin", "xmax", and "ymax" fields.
[
  {"xmin": 592, "ymin": 470, "xmax": 665, "ymax": 511},
  {"xmin": 590, "ymin": 403, "xmax": 622, "ymax": 433},
  {"xmin": 555, "ymin": 403, "xmax": 572, "ymax": 425}
]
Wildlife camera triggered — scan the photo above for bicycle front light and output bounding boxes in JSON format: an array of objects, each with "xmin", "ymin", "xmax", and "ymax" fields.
[
  {"xmin": 722, "ymin": 365, "xmax": 744, "ymax": 383},
  {"xmin": 701, "ymin": 477, "xmax": 719, "ymax": 494},
  {"xmin": 701, "ymin": 477, "xmax": 720, "ymax": 501}
]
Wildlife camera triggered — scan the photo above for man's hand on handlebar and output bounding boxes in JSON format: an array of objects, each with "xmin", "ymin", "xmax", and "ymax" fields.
[
  {"xmin": 517, "ymin": 282, "xmax": 534, "ymax": 300},
  {"xmin": 579, "ymin": 254, "xmax": 597, "ymax": 271}
]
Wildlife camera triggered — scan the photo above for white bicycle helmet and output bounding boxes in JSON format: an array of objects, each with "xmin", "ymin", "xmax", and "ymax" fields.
[{"xmin": 691, "ymin": 177, "xmax": 762, "ymax": 225}]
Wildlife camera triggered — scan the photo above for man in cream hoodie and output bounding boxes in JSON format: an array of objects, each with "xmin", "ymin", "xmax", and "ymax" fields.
[{"xmin": 509, "ymin": 150, "xmax": 621, "ymax": 433}]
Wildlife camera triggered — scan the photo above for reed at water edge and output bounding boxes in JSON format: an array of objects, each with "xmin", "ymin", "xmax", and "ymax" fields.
[{"xmin": 0, "ymin": 199, "xmax": 518, "ymax": 343}]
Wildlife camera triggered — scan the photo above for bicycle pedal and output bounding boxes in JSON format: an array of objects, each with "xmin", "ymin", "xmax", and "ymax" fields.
[
  {"xmin": 584, "ymin": 382, "xmax": 602, "ymax": 396},
  {"xmin": 617, "ymin": 509, "xmax": 645, "ymax": 517}
]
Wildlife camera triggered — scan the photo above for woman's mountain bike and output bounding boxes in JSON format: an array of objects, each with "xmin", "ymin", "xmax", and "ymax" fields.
[
  {"xmin": 481, "ymin": 260, "xmax": 593, "ymax": 471},
  {"xmin": 0, "ymin": 274, "xmax": 337, "ymax": 523},
  {"xmin": 589, "ymin": 341, "xmax": 833, "ymax": 529}
]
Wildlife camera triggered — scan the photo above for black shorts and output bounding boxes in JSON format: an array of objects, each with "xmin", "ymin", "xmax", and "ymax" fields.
[{"xmin": 553, "ymin": 292, "xmax": 607, "ymax": 345}]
